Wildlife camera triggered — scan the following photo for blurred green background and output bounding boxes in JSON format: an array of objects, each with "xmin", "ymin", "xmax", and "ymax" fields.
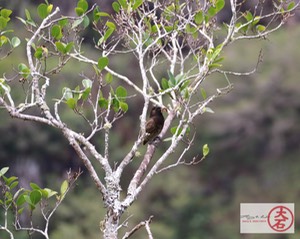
[{"xmin": 0, "ymin": 1, "xmax": 300, "ymax": 239}]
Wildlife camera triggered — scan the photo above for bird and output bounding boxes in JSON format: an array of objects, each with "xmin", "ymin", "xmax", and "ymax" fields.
[{"xmin": 143, "ymin": 106, "xmax": 165, "ymax": 145}]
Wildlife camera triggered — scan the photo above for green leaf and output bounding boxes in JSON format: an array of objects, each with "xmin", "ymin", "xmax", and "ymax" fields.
[
  {"xmin": 60, "ymin": 180, "xmax": 69, "ymax": 195},
  {"xmin": 47, "ymin": 4, "xmax": 53, "ymax": 14},
  {"xmin": 98, "ymin": 37, "xmax": 105, "ymax": 46},
  {"xmin": 200, "ymin": 87, "xmax": 207, "ymax": 99},
  {"xmin": 77, "ymin": 0, "xmax": 89, "ymax": 12},
  {"xmin": 72, "ymin": 18, "xmax": 84, "ymax": 29},
  {"xmin": 105, "ymin": 72, "xmax": 113, "ymax": 84},
  {"xmin": 18, "ymin": 208, "xmax": 24, "ymax": 214},
  {"xmin": 40, "ymin": 189, "xmax": 48, "ymax": 198},
  {"xmin": 58, "ymin": 18, "xmax": 68, "ymax": 27},
  {"xmin": 0, "ymin": 36, "xmax": 8, "ymax": 46},
  {"xmin": 0, "ymin": 16, "xmax": 9, "ymax": 30},
  {"xmin": 9, "ymin": 181, "xmax": 18, "ymax": 190},
  {"xmin": 287, "ymin": 1, "xmax": 295, "ymax": 11},
  {"xmin": 98, "ymin": 97, "xmax": 108, "ymax": 109},
  {"xmin": 4, "ymin": 176, "xmax": 18, "ymax": 186},
  {"xmin": 119, "ymin": 101, "xmax": 128, "ymax": 112},
  {"xmin": 93, "ymin": 7, "xmax": 101, "ymax": 22},
  {"xmin": 214, "ymin": 57, "xmax": 224, "ymax": 64},
  {"xmin": 256, "ymin": 24, "xmax": 266, "ymax": 33},
  {"xmin": 30, "ymin": 183, "xmax": 41, "ymax": 190},
  {"xmin": 30, "ymin": 190, "xmax": 42, "ymax": 205},
  {"xmin": 207, "ymin": 6, "xmax": 217, "ymax": 17},
  {"xmin": 37, "ymin": 3, "xmax": 49, "ymax": 19},
  {"xmin": 55, "ymin": 41, "xmax": 73, "ymax": 54},
  {"xmin": 204, "ymin": 107, "xmax": 214, "ymax": 114},
  {"xmin": 106, "ymin": 21, "xmax": 116, "ymax": 30},
  {"xmin": 212, "ymin": 44, "xmax": 223, "ymax": 60},
  {"xmin": 55, "ymin": 41, "xmax": 66, "ymax": 53},
  {"xmin": 116, "ymin": 86, "xmax": 127, "ymax": 100},
  {"xmin": 179, "ymin": 79, "xmax": 190, "ymax": 91},
  {"xmin": 0, "ymin": 167, "xmax": 9, "ymax": 177},
  {"xmin": 171, "ymin": 126, "xmax": 182, "ymax": 135},
  {"xmin": 151, "ymin": 23, "xmax": 160, "ymax": 33},
  {"xmin": 82, "ymin": 15, "xmax": 90, "ymax": 28},
  {"xmin": 244, "ymin": 11, "xmax": 253, "ymax": 22},
  {"xmin": 82, "ymin": 87, "xmax": 91, "ymax": 101},
  {"xmin": 4, "ymin": 191, "xmax": 12, "ymax": 202},
  {"xmin": 18, "ymin": 63, "xmax": 30, "ymax": 78},
  {"xmin": 42, "ymin": 188, "xmax": 58, "ymax": 198},
  {"xmin": 24, "ymin": 195, "xmax": 34, "ymax": 209},
  {"xmin": 75, "ymin": 7, "xmax": 84, "ymax": 16},
  {"xmin": 112, "ymin": 98, "xmax": 120, "ymax": 112},
  {"xmin": 164, "ymin": 3, "xmax": 175, "ymax": 17},
  {"xmin": 175, "ymin": 74, "xmax": 184, "ymax": 84},
  {"xmin": 183, "ymin": 88, "xmax": 189, "ymax": 100},
  {"xmin": 168, "ymin": 71, "xmax": 176, "ymax": 86},
  {"xmin": 0, "ymin": 9, "xmax": 12, "ymax": 18},
  {"xmin": 51, "ymin": 25, "xmax": 63, "ymax": 40},
  {"xmin": 202, "ymin": 144, "xmax": 209, "ymax": 157},
  {"xmin": 98, "ymin": 57, "xmax": 109, "ymax": 70},
  {"xmin": 118, "ymin": 0, "xmax": 128, "ymax": 9},
  {"xmin": 27, "ymin": 19, "xmax": 37, "ymax": 27},
  {"xmin": 96, "ymin": 12, "xmax": 110, "ymax": 17},
  {"xmin": 103, "ymin": 28, "xmax": 115, "ymax": 41},
  {"xmin": 209, "ymin": 63, "xmax": 222, "ymax": 69},
  {"xmin": 25, "ymin": 9, "xmax": 32, "ymax": 21},
  {"xmin": 164, "ymin": 25, "xmax": 174, "ymax": 32},
  {"xmin": 65, "ymin": 42, "xmax": 74, "ymax": 53},
  {"xmin": 194, "ymin": 11, "xmax": 203, "ymax": 25},
  {"xmin": 63, "ymin": 87, "xmax": 73, "ymax": 100},
  {"xmin": 252, "ymin": 16, "xmax": 260, "ymax": 26},
  {"xmin": 17, "ymin": 11, "xmax": 35, "ymax": 27},
  {"xmin": 170, "ymin": 126, "xmax": 190, "ymax": 136},
  {"xmin": 112, "ymin": 2, "xmax": 121, "ymax": 13},
  {"xmin": 133, "ymin": 0, "xmax": 143, "ymax": 10},
  {"xmin": 161, "ymin": 78, "xmax": 169, "ymax": 90},
  {"xmin": 66, "ymin": 98, "xmax": 77, "ymax": 110},
  {"xmin": 11, "ymin": 37, "xmax": 21, "ymax": 48},
  {"xmin": 73, "ymin": 85, "xmax": 81, "ymax": 101},
  {"xmin": 34, "ymin": 47, "xmax": 43, "ymax": 59},
  {"xmin": 16, "ymin": 193, "xmax": 27, "ymax": 206},
  {"xmin": 82, "ymin": 79, "xmax": 92, "ymax": 89},
  {"xmin": 215, "ymin": 0, "xmax": 225, "ymax": 12}
]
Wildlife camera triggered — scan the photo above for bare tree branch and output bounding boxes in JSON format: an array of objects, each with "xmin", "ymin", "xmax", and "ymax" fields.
[{"xmin": 122, "ymin": 215, "xmax": 154, "ymax": 239}]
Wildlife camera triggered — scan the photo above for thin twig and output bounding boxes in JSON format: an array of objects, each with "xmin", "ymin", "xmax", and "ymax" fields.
[{"xmin": 122, "ymin": 215, "xmax": 154, "ymax": 239}]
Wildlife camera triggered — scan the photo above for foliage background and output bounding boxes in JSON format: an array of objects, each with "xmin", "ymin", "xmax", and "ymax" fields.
[{"xmin": 1, "ymin": 1, "xmax": 300, "ymax": 239}]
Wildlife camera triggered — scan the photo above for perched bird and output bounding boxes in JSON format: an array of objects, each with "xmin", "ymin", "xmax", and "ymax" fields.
[{"xmin": 143, "ymin": 106, "xmax": 165, "ymax": 145}]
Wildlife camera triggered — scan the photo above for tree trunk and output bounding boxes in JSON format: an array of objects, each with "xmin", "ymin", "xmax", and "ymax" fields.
[
  {"xmin": 103, "ymin": 175, "xmax": 122, "ymax": 239},
  {"xmin": 103, "ymin": 210, "xmax": 120, "ymax": 239}
]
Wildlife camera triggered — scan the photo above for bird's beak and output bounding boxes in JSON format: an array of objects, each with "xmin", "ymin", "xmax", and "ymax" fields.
[{"xmin": 161, "ymin": 107, "xmax": 168, "ymax": 113}]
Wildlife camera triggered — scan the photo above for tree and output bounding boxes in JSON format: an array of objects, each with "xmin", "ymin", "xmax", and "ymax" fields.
[{"xmin": 0, "ymin": 0, "xmax": 298, "ymax": 238}]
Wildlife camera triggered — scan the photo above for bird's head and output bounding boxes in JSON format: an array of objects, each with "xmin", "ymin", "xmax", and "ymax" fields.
[
  {"xmin": 150, "ymin": 106, "xmax": 162, "ymax": 117},
  {"xmin": 150, "ymin": 106, "xmax": 167, "ymax": 117}
]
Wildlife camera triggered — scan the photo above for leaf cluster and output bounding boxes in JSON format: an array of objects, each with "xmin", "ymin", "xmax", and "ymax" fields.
[
  {"xmin": 161, "ymin": 72, "xmax": 190, "ymax": 101},
  {"xmin": 0, "ymin": 167, "xmax": 68, "ymax": 214},
  {"xmin": 0, "ymin": 8, "xmax": 20, "ymax": 50}
]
